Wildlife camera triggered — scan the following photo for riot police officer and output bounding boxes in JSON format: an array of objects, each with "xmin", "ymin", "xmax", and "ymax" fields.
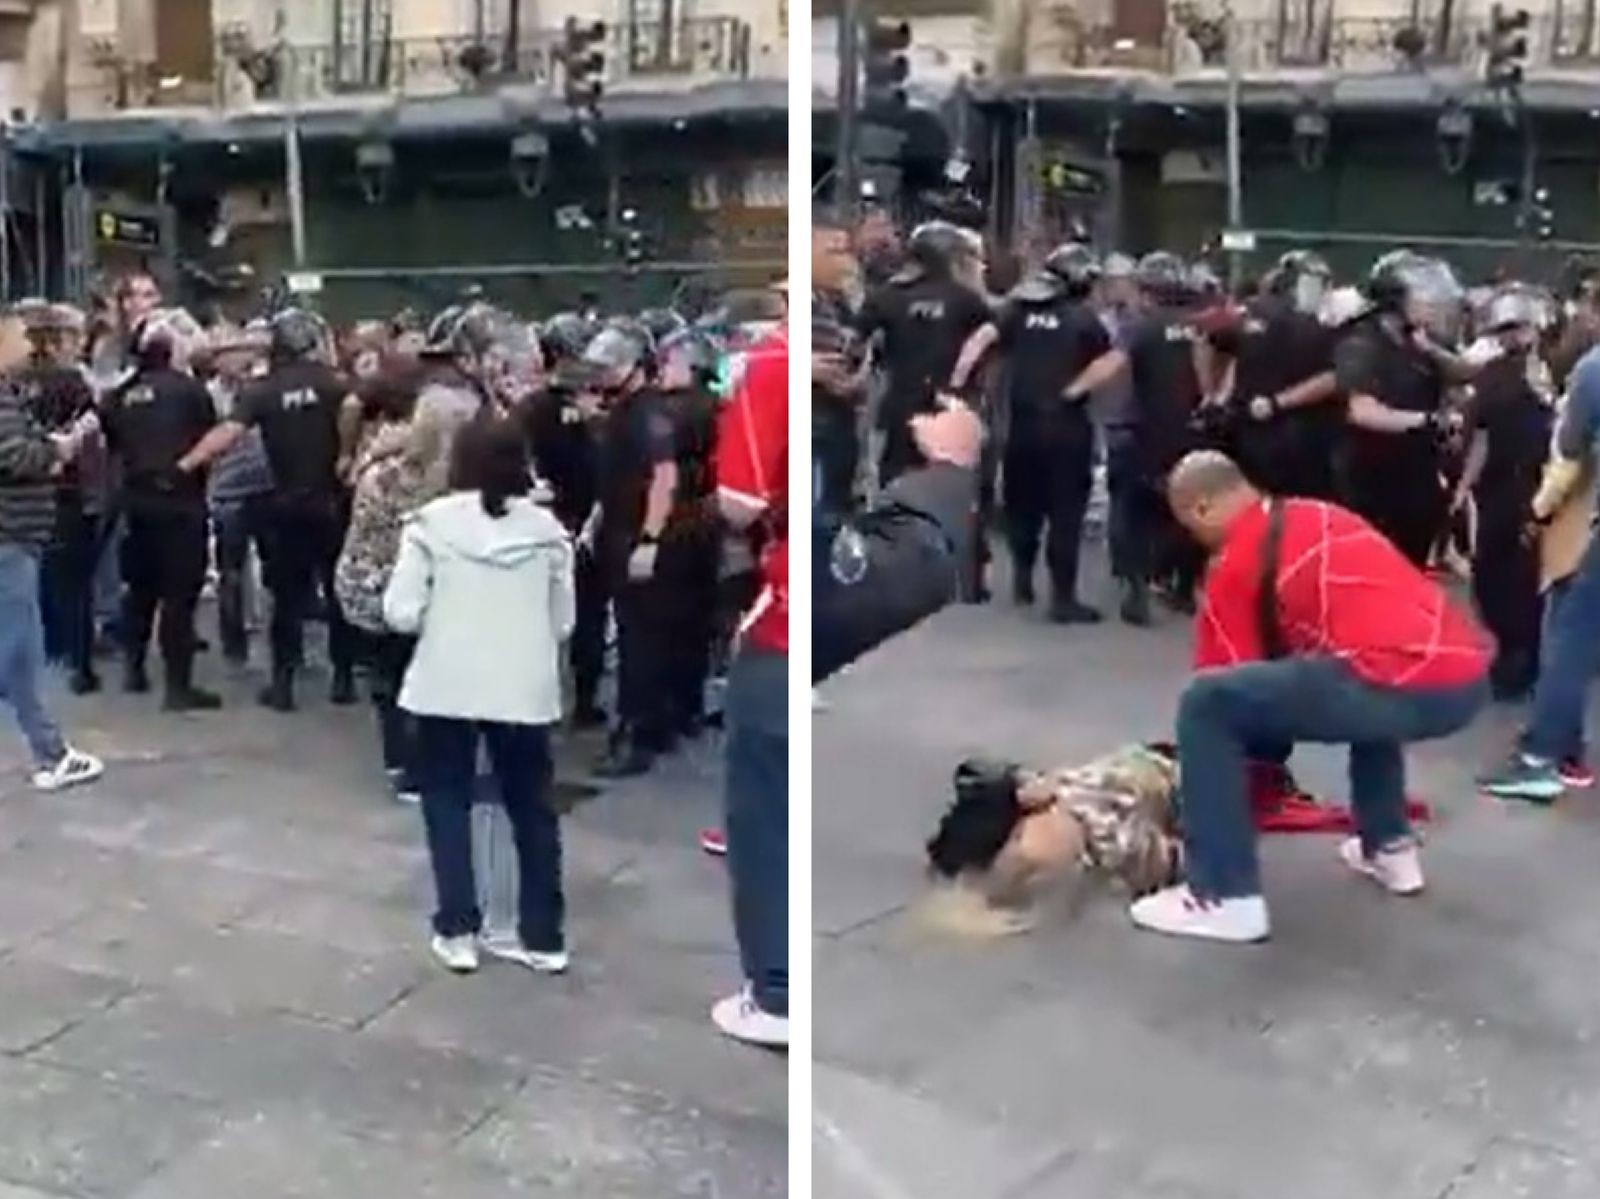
[
  {"xmin": 1335, "ymin": 252, "xmax": 1478, "ymax": 567},
  {"xmin": 858, "ymin": 221, "xmax": 992, "ymax": 484},
  {"xmin": 100, "ymin": 310, "xmax": 221, "ymax": 711},
  {"xmin": 1068, "ymin": 251, "xmax": 1209, "ymax": 623},
  {"xmin": 1209, "ymin": 250, "xmax": 1342, "ymax": 499},
  {"xmin": 179, "ymin": 307, "xmax": 357, "ymax": 711},
  {"xmin": 950, "ymin": 243, "xmax": 1111, "ymax": 620},
  {"xmin": 583, "ymin": 322, "xmax": 680, "ymax": 777}
]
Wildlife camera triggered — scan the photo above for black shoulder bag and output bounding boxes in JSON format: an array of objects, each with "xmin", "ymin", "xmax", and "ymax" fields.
[{"xmin": 1257, "ymin": 499, "xmax": 1288, "ymax": 660}]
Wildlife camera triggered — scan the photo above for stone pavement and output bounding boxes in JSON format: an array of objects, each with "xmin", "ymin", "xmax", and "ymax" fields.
[
  {"xmin": 814, "ymin": 578, "xmax": 1600, "ymax": 1199},
  {"xmin": 0, "ymin": 652, "xmax": 785, "ymax": 1197}
]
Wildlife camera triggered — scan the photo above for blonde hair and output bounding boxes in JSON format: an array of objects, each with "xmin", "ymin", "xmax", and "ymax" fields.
[{"xmin": 405, "ymin": 385, "xmax": 480, "ymax": 499}]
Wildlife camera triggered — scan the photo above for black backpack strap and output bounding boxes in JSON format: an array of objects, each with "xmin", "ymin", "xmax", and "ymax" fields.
[{"xmin": 1258, "ymin": 499, "xmax": 1288, "ymax": 660}]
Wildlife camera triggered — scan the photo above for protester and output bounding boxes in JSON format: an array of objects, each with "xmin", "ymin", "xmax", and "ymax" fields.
[
  {"xmin": 383, "ymin": 414, "xmax": 574, "ymax": 975},
  {"xmin": 1129, "ymin": 451, "xmax": 1489, "ymax": 943},
  {"xmin": 0, "ymin": 308, "xmax": 103, "ymax": 790}
]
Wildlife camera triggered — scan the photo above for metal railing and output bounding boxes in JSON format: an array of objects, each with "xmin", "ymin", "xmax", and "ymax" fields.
[
  {"xmin": 73, "ymin": 17, "xmax": 754, "ymax": 115},
  {"xmin": 1022, "ymin": 9, "xmax": 1599, "ymax": 77}
]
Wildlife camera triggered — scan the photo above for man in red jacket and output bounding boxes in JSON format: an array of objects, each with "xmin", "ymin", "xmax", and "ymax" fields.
[
  {"xmin": 1131, "ymin": 450, "xmax": 1490, "ymax": 943},
  {"xmin": 710, "ymin": 322, "xmax": 788, "ymax": 1047}
]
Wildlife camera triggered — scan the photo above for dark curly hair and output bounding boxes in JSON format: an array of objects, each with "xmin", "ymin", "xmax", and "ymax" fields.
[{"xmin": 925, "ymin": 759, "xmax": 1025, "ymax": 879}]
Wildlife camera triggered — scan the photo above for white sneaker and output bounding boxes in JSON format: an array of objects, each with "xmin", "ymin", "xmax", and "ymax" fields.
[
  {"xmin": 32, "ymin": 747, "xmax": 104, "ymax": 793},
  {"xmin": 1340, "ymin": 837, "xmax": 1425, "ymax": 896},
  {"xmin": 482, "ymin": 937, "xmax": 569, "ymax": 975},
  {"xmin": 430, "ymin": 934, "xmax": 480, "ymax": 974},
  {"xmin": 1129, "ymin": 885, "xmax": 1270, "ymax": 943},
  {"xmin": 712, "ymin": 986, "xmax": 789, "ymax": 1049}
]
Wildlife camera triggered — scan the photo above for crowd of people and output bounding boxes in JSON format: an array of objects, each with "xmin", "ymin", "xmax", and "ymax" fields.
[
  {"xmin": 814, "ymin": 205, "xmax": 1600, "ymax": 944},
  {"xmin": 0, "ymin": 268, "xmax": 789, "ymax": 1047}
]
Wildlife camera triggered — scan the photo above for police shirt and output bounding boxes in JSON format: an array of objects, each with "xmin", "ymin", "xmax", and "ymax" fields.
[
  {"xmin": 1334, "ymin": 318, "xmax": 1445, "ymax": 473},
  {"xmin": 234, "ymin": 361, "xmax": 349, "ymax": 503},
  {"xmin": 1126, "ymin": 306, "xmax": 1205, "ymax": 474},
  {"xmin": 596, "ymin": 388, "xmax": 675, "ymax": 555},
  {"xmin": 858, "ymin": 277, "xmax": 990, "ymax": 429},
  {"xmin": 101, "ymin": 368, "xmax": 216, "ymax": 510},
  {"xmin": 995, "ymin": 296, "xmax": 1111, "ymax": 431},
  {"xmin": 1226, "ymin": 297, "xmax": 1340, "ymax": 462},
  {"xmin": 1466, "ymin": 356, "xmax": 1551, "ymax": 507},
  {"xmin": 522, "ymin": 386, "xmax": 598, "ymax": 534}
]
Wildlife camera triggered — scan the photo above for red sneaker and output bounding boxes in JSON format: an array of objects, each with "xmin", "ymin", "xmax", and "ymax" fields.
[
  {"xmin": 1560, "ymin": 759, "xmax": 1596, "ymax": 789},
  {"xmin": 698, "ymin": 828, "xmax": 728, "ymax": 857}
]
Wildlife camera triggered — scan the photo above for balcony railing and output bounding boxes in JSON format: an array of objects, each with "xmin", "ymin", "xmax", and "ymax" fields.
[
  {"xmin": 1023, "ymin": 8, "xmax": 1598, "ymax": 78},
  {"xmin": 73, "ymin": 17, "xmax": 754, "ymax": 115}
]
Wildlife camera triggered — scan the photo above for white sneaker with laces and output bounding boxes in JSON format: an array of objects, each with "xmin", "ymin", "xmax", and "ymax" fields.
[
  {"xmin": 430, "ymin": 934, "xmax": 480, "ymax": 974},
  {"xmin": 1339, "ymin": 837, "xmax": 1425, "ymax": 896},
  {"xmin": 712, "ymin": 986, "xmax": 789, "ymax": 1049},
  {"xmin": 1129, "ymin": 885, "xmax": 1270, "ymax": 943},
  {"xmin": 32, "ymin": 748, "xmax": 104, "ymax": 793},
  {"xmin": 482, "ymin": 938, "xmax": 569, "ymax": 975}
]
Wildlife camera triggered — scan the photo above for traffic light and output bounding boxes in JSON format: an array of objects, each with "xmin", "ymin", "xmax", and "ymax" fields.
[
  {"xmin": 1531, "ymin": 186, "xmax": 1556, "ymax": 241},
  {"xmin": 1485, "ymin": 4, "xmax": 1530, "ymax": 91},
  {"xmin": 863, "ymin": 19, "xmax": 911, "ymax": 114},
  {"xmin": 561, "ymin": 17, "xmax": 607, "ymax": 120},
  {"xmin": 619, "ymin": 207, "xmax": 648, "ymax": 269}
]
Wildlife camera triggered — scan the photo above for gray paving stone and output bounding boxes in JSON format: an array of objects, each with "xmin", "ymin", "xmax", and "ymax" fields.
[
  {"xmin": 125, "ymin": 1111, "xmax": 547, "ymax": 1199},
  {"xmin": 365, "ymin": 966, "xmax": 786, "ymax": 1125},
  {"xmin": 0, "ymin": 1057, "xmax": 217, "ymax": 1197},
  {"xmin": 1447, "ymin": 1138, "xmax": 1600, "ymax": 1199},
  {"xmin": 35, "ymin": 990, "xmax": 522, "ymax": 1148},
  {"xmin": 460, "ymin": 1070, "xmax": 786, "ymax": 1197},
  {"xmin": 0, "ymin": 960, "xmax": 131, "ymax": 1053},
  {"xmin": 0, "ymin": 879, "xmax": 94, "ymax": 954},
  {"xmin": 15, "ymin": 905, "xmax": 428, "ymax": 1027},
  {"xmin": 812, "ymin": 1063, "xmax": 1066, "ymax": 1199}
]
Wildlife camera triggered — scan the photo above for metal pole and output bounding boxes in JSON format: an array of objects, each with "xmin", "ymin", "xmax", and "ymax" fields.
[
  {"xmin": 0, "ymin": 124, "xmax": 11, "ymax": 303},
  {"xmin": 1224, "ymin": 1, "xmax": 1244, "ymax": 285},
  {"xmin": 1517, "ymin": 93, "xmax": 1536, "ymax": 252},
  {"xmin": 286, "ymin": 46, "xmax": 307, "ymax": 268},
  {"xmin": 836, "ymin": 0, "xmax": 862, "ymax": 223}
]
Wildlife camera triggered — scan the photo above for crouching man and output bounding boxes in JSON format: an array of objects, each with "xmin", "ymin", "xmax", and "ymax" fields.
[{"xmin": 1131, "ymin": 451, "xmax": 1490, "ymax": 943}]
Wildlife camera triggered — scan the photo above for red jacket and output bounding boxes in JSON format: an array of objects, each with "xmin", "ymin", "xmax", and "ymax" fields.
[
  {"xmin": 716, "ymin": 328, "xmax": 788, "ymax": 655},
  {"xmin": 1195, "ymin": 499, "xmax": 1490, "ymax": 689}
]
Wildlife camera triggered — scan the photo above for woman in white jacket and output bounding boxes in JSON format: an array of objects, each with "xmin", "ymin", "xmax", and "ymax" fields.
[{"xmin": 383, "ymin": 416, "xmax": 576, "ymax": 975}]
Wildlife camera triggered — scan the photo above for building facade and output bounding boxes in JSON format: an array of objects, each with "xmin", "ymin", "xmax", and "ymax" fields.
[
  {"xmin": 818, "ymin": 0, "xmax": 1600, "ymax": 283},
  {"xmin": 5, "ymin": 0, "xmax": 788, "ymax": 316}
]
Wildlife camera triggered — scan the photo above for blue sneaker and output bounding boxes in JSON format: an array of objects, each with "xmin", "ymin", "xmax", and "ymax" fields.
[{"xmin": 1478, "ymin": 753, "xmax": 1566, "ymax": 804}]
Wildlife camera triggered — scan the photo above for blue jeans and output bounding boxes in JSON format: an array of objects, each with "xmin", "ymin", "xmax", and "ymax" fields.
[
  {"xmin": 1523, "ymin": 538, "xmax": 1600, "ymax": 762},
  {"xmin": 0, "ymin": 545, "xmax": 66, "ymax": 768},
  {"xmin": 725, "ymin": 647, "xmax": 787, "ymax": 1016},
  {"xmin": 413, "ymin": 718, "xmax": 564, "ymax": 952},
  {"xmin": 1179, "ymin": 657, "xmax": 1487, "ymax": 899}
]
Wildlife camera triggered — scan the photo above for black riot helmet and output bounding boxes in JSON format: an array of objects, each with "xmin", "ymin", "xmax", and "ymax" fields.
[
  {"xmin": 574, "ymin": 318, "xmax": 651, "ymax": 393},
  {"xmin": 1042, "ymin": 243, "xmax": 1102, "ymax": 297},
  {"xmin": 1135, "ymin": 251, "xmax": 1190, "ymax": 303},
  {"xmin": 1366, "ymin": 251, "xmax": 1465, "ymax": 342},
  {"xmin": 894, "ymin": 220, "xmax": 984, "ymax": 285},
  {"xmin": 638, "ymin": 307, "xmax": 687, "ymax": 346},
  {"xmin": 268, "ymin": 306, "xmax": 329, "ymax": 364},
  {"xmin": 1266, "ymin": 249, "xmax": 1333, "ymax": 315},
  {"xmin": 540, "ymin": 311, "xmax": 596, "ymax": 364}
]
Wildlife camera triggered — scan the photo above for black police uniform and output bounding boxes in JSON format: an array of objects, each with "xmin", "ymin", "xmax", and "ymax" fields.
[
  {"xmin": 813, "ymin": 289, "xmax": 864, "ymax": 515},
  {"xmin": 657, "ymin": 384, "xmax": 722, "ymax": 737},
  {"xmin": 522, "ymin": 383, "xmax": 606, "ymax": 723},
  {"xmin": 21, "ymin": 364, "xmax": 100, "ymax": 682},
  {"xmin": 100, "ymin": 367, "xmax": 215, "ymax": 692},
  {"xmin": 1333, "ymin": 318, "xmax": 1449, "ymax": 567},
  {"xmin": 858, "ymin": 276, "xmax": 990, "ymax": 484},
  {"xmin": 994, "ymin": 291, "xmax": 1111, "ymax": 606},
  {"xmin": 595, "ymin": 387, "xmax": 677, "ymax": 759},
  {"xmin": 1220, "ymin": 297, "xmax": 1341, "ymax": 499},
  {"xmin": 1467, "ymin": 355, "xmax": 1552, "ymax": 698},
  {"xmin": 1126, "ymin": 305, "xmax": 1207, "ymax": 603},
  {"xmin": 234, "ymin": 359, "xmax": 357, "ymax": 696}
]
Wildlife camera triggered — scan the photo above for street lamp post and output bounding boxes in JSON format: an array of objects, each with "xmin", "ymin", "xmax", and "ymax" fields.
[
  {"xmin": 836, "ymin": 0, "xmax": 862, "ymax": 224},
  {"xmin": 1224, "ymin": 0, "xmax": 1244, "ymax": 287}
]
